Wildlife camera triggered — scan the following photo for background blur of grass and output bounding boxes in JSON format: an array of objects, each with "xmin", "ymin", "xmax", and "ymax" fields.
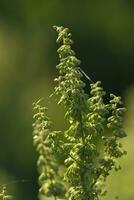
[{"xmin": 0, "ymin": 1, "xmax": 133, "ymax": 200}]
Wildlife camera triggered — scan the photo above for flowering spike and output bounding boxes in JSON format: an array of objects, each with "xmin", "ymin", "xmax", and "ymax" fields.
[{"xmin": 32, "ymin": 25, "xmax": 127, "ymax": 200}]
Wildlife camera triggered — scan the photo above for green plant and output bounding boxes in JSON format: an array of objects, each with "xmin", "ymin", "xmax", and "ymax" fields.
[
  {"xmin": 32, "ymin": 26, "xmax": 127, "ymax": 200},
  {"xmin": 0, "ymin": 186, "xmax": 13, "ymax": 200}
]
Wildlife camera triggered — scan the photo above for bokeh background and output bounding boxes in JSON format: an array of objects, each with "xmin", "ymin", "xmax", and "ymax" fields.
[{"xmin": 0, "ymin": 1, "xmax": 134, "ymax": 200}]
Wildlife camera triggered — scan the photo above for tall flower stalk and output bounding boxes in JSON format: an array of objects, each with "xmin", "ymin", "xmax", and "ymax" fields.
[
  {"xmin": 33, "ymin": 100, "xmax": 66, "ymax": 200},
  {"xmin": 33, "ymin": 26, "xmax": 127, "ymax": 200}
]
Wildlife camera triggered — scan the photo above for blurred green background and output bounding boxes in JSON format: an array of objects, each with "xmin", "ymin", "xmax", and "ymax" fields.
[{"xmin": 0, "ymin": 1, "xmax": 133, "ymax": 200}]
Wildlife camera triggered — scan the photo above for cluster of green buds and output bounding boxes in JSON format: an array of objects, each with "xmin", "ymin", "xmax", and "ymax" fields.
[
  {"xmin": 53, "ymin": 26, "xmax": 88, "ymax": 123},
  {"xmin": 32, "ymin": 26, "xmax": 127, "ymax": 200},
  {"xmin": 32, "ymin": 100, "xmax": 66, "ymax": 200},
  {"xmin": 101, "ymin": 94, "xmax": 127, "ymax": 172}
]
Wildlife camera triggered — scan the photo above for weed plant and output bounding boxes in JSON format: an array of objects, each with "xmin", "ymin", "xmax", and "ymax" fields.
[{"xmin": 32, "ymin": 26, "xmax": 127, "ymax": 200}]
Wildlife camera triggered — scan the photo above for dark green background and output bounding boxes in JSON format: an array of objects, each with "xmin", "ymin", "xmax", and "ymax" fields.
[{"xmin": 0, "ymin": 1, "xmax": 133, "ymax": 200}]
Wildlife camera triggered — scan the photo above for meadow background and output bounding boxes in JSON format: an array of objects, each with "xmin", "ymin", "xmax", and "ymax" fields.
[{"xmin": 0, "ymin": 1, "xmax": 134, "ymax": 200}]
